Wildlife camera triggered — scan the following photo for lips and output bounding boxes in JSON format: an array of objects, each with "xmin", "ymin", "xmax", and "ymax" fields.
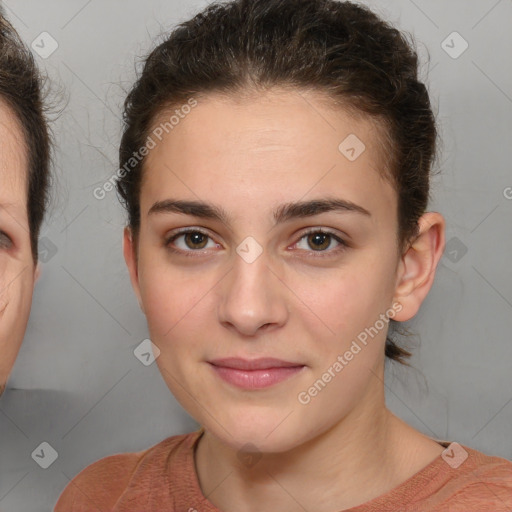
[
  {"xmin": 208, "ymin": 357, "xmax": 306, "ymax": 389},
  {"xmin": 208, "ymin": 357, "xmax": 303, "ymax": 370}
]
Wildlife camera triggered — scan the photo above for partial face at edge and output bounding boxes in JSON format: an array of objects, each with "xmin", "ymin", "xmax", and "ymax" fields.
[
  {"xmin": 0, "ymin": 99, "xmax": 37, "ymax": 395},
  {"xmin": 124, "ymin": 88, "xmax": 415, "ymax": 451}
]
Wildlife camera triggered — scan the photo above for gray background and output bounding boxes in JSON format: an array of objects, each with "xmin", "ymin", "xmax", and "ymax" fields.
[{"xmin": 0, "ymin": 0, "xmax": 511, "ymax": 510}]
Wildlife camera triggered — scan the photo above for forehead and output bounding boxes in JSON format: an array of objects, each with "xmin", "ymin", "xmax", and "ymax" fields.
[
  {"xmin": 0, "ymin": 98, "xmax": 28, "ymax": 211},
  {"xmin": 142, "ymin": 88, "xmax": 395, "ymax": 218}
]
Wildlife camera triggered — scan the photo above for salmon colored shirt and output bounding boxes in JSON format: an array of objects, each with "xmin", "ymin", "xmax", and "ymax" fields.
[{"xmin": 54, "ymin": 427, "xmax": 512, "ymax": 511}]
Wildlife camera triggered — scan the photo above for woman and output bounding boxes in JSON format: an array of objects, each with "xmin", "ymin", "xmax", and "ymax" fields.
[
  {"xmin": 0, "ymin": 15, "xmax": 51, "ymax": 397},
  {"xmin": 55, "ymin": 0, "xmax": 512, "ymax": 510}
]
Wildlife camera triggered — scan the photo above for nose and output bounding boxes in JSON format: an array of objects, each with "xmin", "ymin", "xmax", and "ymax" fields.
[{"xmin": 217, "ymin": 248, "xmax": 289, "ymax": 337}]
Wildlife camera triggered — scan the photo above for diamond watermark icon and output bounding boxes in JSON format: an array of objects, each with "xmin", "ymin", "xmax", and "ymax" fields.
[
  {"xmin": 236, "ymin": 236, "xmax": 263, "ymax": 264},
  {"xmin": 31, "ymin": 32, "xmax": 59, "ymax": 59},
  {"xmin": 441, "ymin": 31, "xmax": 468, "ymax": 59},
  {"xmin": 237, "ymin": 443, "xmax": 262, "ymax": 468},
  {"xmin": 441, "ymin": 442, "xmax": 468, "ymax": 469},
  {"xmin": 39, "ymin": 237, "xmax": 58, "ymax": 263},
  {"xmin": 31, "ymin": 441, "xmax": 58, "ymax": 469},
  {"xmin": 338, "ymin": 134, "xmax": 366, "ymax": 162},
  {"xmin": 134, "ymin": 338, "xmax": 161, "ymax": 366},
  {"xmin": 444, "ymin": 236, "xmax": 468, "ymax": 263}
]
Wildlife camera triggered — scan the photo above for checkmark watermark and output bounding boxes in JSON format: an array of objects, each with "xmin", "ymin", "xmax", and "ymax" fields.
[
  {"xmin": 338, "ymin": 134, "xmax": 366, "ymax": 162},
  {"xmin": 31, "ymin": 441, "xmax": 58, "ymax": 469},
  {"xmin": 38, "ymin": 236, "xmax": 58, "ymax": 263},
  {"xmin": 441, "ymin": 31, "xmax": 468, "ymax": 59},
  {"xmin": 236, "ymin": 236, "xmax": 263, "ymax": 264},
  {"xmin": 134, "ymin": 338, "xmax": 161, "ymax": 366},
  {"xmin": 441, "ymin": 442, "xmax": 468, "ymax": 469},
  {"xmin": 31, "ymin": 32, "xmax": 59, "ymax": 59},
  {"xmin": 443, "ymin": 236, "xmax": 468, "ymax": 263},
  {"xmin": 237, "ymin": 442, "xmax": 262, "ymax": 469}
]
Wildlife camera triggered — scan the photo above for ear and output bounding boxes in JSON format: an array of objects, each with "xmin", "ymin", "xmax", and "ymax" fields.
[
  {"xmin": 392, "ymin": 212, "xmax": 445, "ymax": 321},
  {"xmin": 123, "ymin": 226, "xmax": 145, "ymax": 314},
  {"xmin": 34, "ymin": 262, "xmax": 41, "ymax": 283}
]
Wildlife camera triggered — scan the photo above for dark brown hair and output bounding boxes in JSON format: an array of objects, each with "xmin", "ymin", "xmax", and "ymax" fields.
[
  {"xmin": 117, "ymin": 0, "xmax": 439, "ymax": 364},
  {"xmin": 0, "ymin": 13, "xmax": 52, "ymax": 263}
]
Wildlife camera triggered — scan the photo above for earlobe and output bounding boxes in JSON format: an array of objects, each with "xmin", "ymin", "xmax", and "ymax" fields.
[
  {"xmin": 392, "ymin": 212, "xmax": 445, "ymax": 322},
  {"xmin": 123, "ymin": 227, "xmax": 145, "ymax": 314}
]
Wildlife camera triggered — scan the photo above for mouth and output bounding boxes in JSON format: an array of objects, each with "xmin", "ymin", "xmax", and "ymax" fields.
[{"xmin": 207, "ymin": 357, "xmax": 306, "ymax": 390}]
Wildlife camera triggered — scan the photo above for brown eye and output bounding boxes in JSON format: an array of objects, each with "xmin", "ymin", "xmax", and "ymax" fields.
[
  {"xmin": 183, "ymin": 231, "xmax": 208, "ymax": 250},
  {"xmin": 294, "ymin": 229, "xmax": 348, "ymax": 257},
  {"xmin": 307, "ymin": 232, "xmax": 331, "ymax": 251},
  {"xmin": 165, "ymin": 229, "xmax": 218, "ymax": 256},
  {"xmin": 0, "ymin": 230, "xmax": 13, "ymax": 249}
]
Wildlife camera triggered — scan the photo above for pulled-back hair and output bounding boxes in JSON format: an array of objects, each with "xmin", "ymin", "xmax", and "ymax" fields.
[
  {"xmin": 0, "ymin": 13, "xmax": 52, "ymax": 263},
  {"xmin": 117, "ymin": 0, "xmax": 439, "ymax": 364}
]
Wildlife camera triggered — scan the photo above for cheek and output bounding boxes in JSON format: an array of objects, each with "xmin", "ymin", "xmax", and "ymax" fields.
[
  {"xmin": 1, "ymin": 266, "xmax": 29, "ymax": 313},
  {"xmin": 137, "ymin": 255, "xmax": 215, "ymax": 346},
  {"xmin": 138, "ymin": 262, "xmax": 214, "ymax": 403},
  {"xmin": 0, "ymin": 273, "xmax": 34, "ymax": 381},
  {"xmin": 292, "ymin": 257, "xmax": 394, "ymax": 338}
]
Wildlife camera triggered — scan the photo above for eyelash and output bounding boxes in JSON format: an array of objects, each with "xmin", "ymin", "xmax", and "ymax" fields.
[{"xmin": 164, "ymin": 228, "xmax": 348, "ymax": 259}]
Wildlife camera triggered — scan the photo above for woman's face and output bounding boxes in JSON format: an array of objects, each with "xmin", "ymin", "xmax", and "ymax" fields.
[
  {"xmin": 0, "ymin": 100, "xmax": 38, "ymax": 396},
  {"xmin": 125, "ymin": 88, "xmax": 409, "ymax": 452}
]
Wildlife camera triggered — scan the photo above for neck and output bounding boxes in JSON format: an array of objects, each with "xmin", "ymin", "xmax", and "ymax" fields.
[{"xmin": 193, "ymin": 367, "xmax": 439, "ymax": 512}]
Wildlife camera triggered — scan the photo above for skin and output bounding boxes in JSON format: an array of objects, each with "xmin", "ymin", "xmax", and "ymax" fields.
[
  {"xmin": 0, "ymin": 99, "xmax": 40, "ymax": 397},
  {"xmin": 124, "ymin": 87, "xmax": 446, "ymax": 511}
]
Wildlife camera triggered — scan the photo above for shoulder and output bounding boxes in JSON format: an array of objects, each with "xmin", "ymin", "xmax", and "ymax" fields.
[
  {"xmin": 440, "ymin": 445, "xmax": 512, "ymax": 510},
  {"xmin": 53, "ymin": 451, "xmax": 142, "ymax": 511},
  {"xmin": 53, "ymin": 432, "xmax": 197, "ymax": 512}
]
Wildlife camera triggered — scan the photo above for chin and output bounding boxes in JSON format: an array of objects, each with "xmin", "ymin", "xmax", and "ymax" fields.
[{"xmin": 204, "ymin": 412, "xmax": 304, "ymax": 454}]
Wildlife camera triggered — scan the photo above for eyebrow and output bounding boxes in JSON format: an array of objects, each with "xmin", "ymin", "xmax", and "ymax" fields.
[{"xmin": 148, "ymin": 197, "xmax": 371, "ymax": 227}]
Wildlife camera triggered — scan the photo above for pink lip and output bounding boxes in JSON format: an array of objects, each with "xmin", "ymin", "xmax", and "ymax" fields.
[
  {"xmin": 208, "ymin": 358, "xmax": 305, "ymax": 389},
  {"xmin": 209, "ymin": 357, "xmax": 303, "ymax": 370}
]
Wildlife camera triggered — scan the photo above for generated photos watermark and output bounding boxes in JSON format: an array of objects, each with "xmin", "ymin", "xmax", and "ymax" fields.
[
  {"xmin": 93, "ymin": 97, "xmax": 198, "ymax": 200},
  {"xmin": 297, "ymin": 301, "xmax": 403, "ymax": 405}
]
